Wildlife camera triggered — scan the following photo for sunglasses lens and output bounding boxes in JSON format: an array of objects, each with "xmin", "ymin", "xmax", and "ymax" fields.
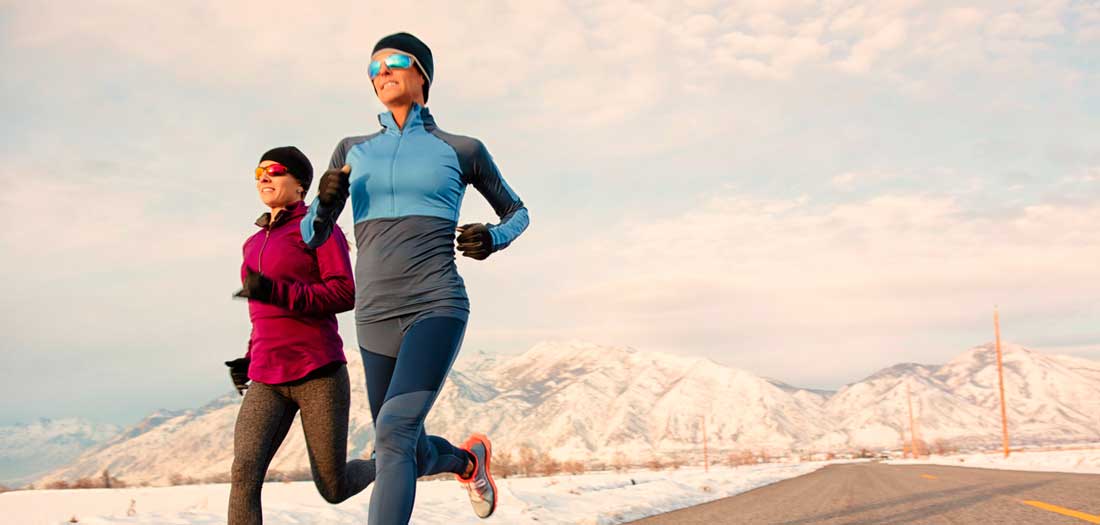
[
  {"xmin": 369, "ymin": 54, "xmax": 414, "ymax": 81},
  {"xmin": 255, "ymin": 164, "xmax": 288, "ymax": 180},
  {"xmin": 386, "ymin": 54, "xmax": 413, "ymax": 70}
]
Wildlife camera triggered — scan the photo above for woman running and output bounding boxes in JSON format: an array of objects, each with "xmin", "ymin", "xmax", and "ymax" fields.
[
  {"xmin": 226, "ymin": 146, "xmax": 376, "ymax": 525},
  {"xmin": 301, "ymin": 32, "xmax": 530, "ymax": 524}
]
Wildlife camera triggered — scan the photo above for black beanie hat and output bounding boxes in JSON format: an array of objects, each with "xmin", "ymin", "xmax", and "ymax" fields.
[
  {"xmin": 259, "ymin": 146, "xmax": 313, "ymax": 196},
  {"xmin": 373, "ymin": 32, "xmax": 434, "ymax": 102}
]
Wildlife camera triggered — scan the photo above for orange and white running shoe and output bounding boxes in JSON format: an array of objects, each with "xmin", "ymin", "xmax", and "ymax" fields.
[{"xmin": 456, "ymin": 433, "xmax": 497, "ymax": 518}]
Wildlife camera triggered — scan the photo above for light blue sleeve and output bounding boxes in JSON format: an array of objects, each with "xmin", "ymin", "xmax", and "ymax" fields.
[
  {"xmin": 301, "ymin": 199, "xmax": 336, "ymax": 249},
  {"xmin": 301, "ymin": 139, "xmax": 353, "ymax": 248}
]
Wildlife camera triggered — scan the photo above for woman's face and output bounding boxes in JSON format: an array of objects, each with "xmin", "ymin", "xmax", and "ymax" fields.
[
  {"xmin": 256, "ymin": 160, "xmax": 303, "ymax": 209},
  {"xmin": 371, "ymin": 51, "xmax": 425, "ymax": 107}
]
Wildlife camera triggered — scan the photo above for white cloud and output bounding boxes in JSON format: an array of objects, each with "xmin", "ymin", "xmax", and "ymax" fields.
[
  {"xmin": 836, "ymin": 19, "xmax": 908, "ymax": 73},
  {"xmin": 830, "ymin": 170, "xmax": 897, "ymax": 188},
  {"xmin": 0, "ymin": 175, "xmax": 243, "ymax": 277},
  {"xmin": 1075, "ymin": 2, "xmax": 1100, "ymax": 43},
  {"xmin": 2, "ymin": 0, "xmax": 1099, "ymax": 409},
  {"xmin": 679, "ymin": 14, "xmax": 720, "ymax": 37},
  {"xmin": 1059, "ymin": 166, "xmax": 1100, "ymax": 185},
  {"xmin": 831, "ymin": 172, "xmax": 859, "ymax": 187},
  {"xmin": 460, "ymin": 188, "xmax": 1100, "ymax": 384},
  {"xmin": 6, "ymin": 0, "xmax": 1094, "ymax": 124},
  {"xmin": 988, "ymin": 6, "xmax": 1065, "ymax": 39}
]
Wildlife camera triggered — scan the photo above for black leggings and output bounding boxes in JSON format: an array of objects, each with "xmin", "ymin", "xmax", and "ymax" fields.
[{"xmin": 228, "ymin": 363, "xmax": 375, "ymax": 525}]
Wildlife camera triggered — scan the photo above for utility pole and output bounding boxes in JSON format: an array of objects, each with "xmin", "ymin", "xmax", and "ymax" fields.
[
  {"xmin": 701, "ymin": 416, "xmax": 709, "ymax": 472},
  {"xmin": 994, "ymin": 307, "xmax": 1011, "ymax": 458},
  {"xmin": 906, "ymin": 381, "xmax": 919, "ymax": 458}
]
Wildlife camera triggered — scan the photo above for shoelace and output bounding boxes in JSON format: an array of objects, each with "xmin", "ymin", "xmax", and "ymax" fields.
[{"xmin": 467, "ymin": 477, "xmax": 489, "ymax": 500}]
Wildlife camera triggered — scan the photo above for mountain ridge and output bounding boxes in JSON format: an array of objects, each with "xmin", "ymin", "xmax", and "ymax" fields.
[{"xmin": 18, "ymin": 341, "xmax": 1100, "ymax": 487}]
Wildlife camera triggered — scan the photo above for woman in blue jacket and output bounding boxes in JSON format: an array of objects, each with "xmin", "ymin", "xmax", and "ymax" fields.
[{"xmin": 301, "ymin": 32, "xmax": 529, "ymax": 524}]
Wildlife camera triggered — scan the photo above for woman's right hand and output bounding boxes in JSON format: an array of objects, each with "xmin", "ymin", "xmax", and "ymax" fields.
[
  {"xmin": 317, "ymin": 165, "xmax": 351, "ymax": 208},
  {"xmin": 233, "ymin": 268, "xmax": 274, "ymax": 302}
]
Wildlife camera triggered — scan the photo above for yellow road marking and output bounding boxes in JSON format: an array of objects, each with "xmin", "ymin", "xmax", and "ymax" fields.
[
  {"xmin": 920, "ymin": 474, "xmax": 937, "ymax": 480},
  {"xmin": 1020, "ymin": 500, "xmax": 1100, "ymax": 524}
]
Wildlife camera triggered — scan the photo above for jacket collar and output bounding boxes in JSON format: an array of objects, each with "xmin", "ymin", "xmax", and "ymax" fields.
[
  {"xmin": 378, "ymin": 103, "xmax": 436, "ymax": 134},
  {"xmin": 255, "ymin": 200, "xmax": 307, "ymax": 229}
]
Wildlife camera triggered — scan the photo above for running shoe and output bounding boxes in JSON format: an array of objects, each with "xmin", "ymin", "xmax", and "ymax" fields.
[{"xmin": 455, "ymin": 433, "xmax": 497, "ymax": 518}]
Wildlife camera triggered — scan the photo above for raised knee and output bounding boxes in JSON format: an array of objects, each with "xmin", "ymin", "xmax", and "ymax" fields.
[
  {"xmin": 373, "ymin": 391, "xmax": 434, "ymax": 455},
  {"xmin": 374, "ymin": 413, "xmax": 419, "ymax": 454}
]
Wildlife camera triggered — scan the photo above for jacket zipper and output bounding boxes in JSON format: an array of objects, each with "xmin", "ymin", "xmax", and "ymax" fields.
[
  {"xmin": 258, "ymin": 226, "xmax": 271, "ymax": 274},
  {"xmin": 390, "ymin": 130, "xmax": 404, "ymax": 216}
]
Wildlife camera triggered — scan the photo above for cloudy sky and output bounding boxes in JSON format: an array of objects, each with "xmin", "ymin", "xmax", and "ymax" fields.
[{"xmin": 2, "ymin": 0, "xmax": 1098, "ymax": 425}]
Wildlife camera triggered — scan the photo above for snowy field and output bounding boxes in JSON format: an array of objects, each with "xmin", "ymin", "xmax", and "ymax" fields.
[
  {"xmin": 1, "ymin": 462, "xmax": 834, "ymax": 525},
  {"xmin": 886, "ymin": 445, "xmax": 1100, "ymax": 475}
]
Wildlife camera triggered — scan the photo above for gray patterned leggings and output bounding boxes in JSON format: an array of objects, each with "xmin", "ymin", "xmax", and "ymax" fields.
[{"xmin": 228, "ymin": 362, "xmax": 376, "ymax": 525}]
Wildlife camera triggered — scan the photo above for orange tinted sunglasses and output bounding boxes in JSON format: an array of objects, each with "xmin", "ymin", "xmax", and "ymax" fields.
[{"xmin": 255, "ymin": 163, "xmax": 290, "ymax": 180}]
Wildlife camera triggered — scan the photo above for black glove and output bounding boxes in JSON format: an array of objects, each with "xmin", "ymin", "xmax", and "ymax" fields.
[
  {"xmin": 456, "ymin": 223, "xmax": 493, "ymax": 260},
  {"xmin": 317, "ymin": 166, "xmax": 350, "ymax": 209},
  {"xmin": 234, "ymin": 268, "xmax": 274, "ymax": 302},
  {"xmin": 225, "ymin": 357, "xmax": 250, "ymax": 395}
]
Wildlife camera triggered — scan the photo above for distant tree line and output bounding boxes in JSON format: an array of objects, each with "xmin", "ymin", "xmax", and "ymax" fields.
[
  {"xmin": 27, "ymin": 440, "xmax": 970, "ymax": 490},
  {"xmin": 37, "ymin": 469, "xmax": 128, "ymax": 490}
]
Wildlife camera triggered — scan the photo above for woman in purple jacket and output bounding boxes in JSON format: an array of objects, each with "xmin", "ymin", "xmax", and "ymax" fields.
[{"xmin": 225, "ymin": 146, "xmax": 375, "ymax": 525}]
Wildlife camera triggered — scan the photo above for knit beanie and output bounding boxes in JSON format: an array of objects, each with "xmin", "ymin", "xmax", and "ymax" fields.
[
  {"xmin": 259, "ymin": 146, "xmax": 313, "ymax": 196},
  {"xmin": 373, "ymin": 32, "xmax": 434, "ymax": 102}
]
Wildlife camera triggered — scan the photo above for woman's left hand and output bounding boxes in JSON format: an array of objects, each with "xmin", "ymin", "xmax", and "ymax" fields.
[
  {"xmin": 224, "ymin": 357, "xmax": 251, "ymax": 395},
  {"xmin": 456, "ymin": 223, "xmax": 493, "ymax": 260}
]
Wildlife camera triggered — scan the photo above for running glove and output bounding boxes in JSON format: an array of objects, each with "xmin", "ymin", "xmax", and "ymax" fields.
[
  {"xmin": 457, "ymin": 223, "xmax": 494, "ymax": 260},
  {"xmin": 225, "ymin": 357, "xmax": 250, "ymax": 395},
  {"xmin": 317, "ymin": 167, "xmax": 350, "ymax": 209},
  {"xmin": 234, "ymin": 268, "xmax": 274, "ymax": 302}
]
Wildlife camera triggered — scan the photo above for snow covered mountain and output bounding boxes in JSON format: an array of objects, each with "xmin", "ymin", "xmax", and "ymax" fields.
[
  {"xmin": 816, "ymin": 343, "xmax": 1100, "ymax": 450},
  {"xmin": 0, "ymin": 418, "xmax": 119, "ymax": 487},
  {"xmin": 433, "ymin": 342, "xmax": 833, "ymax": 458},
  {"xmin": 36, "ymin": 341, "xmax": 828, "ymax": 486},
  {"xmin": 32, "ymin": 341, "xmax": 1100, "ymax": 486}
]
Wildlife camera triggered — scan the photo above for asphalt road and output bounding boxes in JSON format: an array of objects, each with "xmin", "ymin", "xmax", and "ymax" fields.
[{"xmin": 626, "ymin": 462, "xmax": 1100, "ymax": 524}]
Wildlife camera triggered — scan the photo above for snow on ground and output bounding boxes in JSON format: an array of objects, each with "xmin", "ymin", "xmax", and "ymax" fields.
[
  {"xmin": 886, "ymin": 445, "xmax": 1100, "ymax": 475},
  {"xmin": 1, "ymin": 462, "xmax": 834, "ymax": 525}
]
